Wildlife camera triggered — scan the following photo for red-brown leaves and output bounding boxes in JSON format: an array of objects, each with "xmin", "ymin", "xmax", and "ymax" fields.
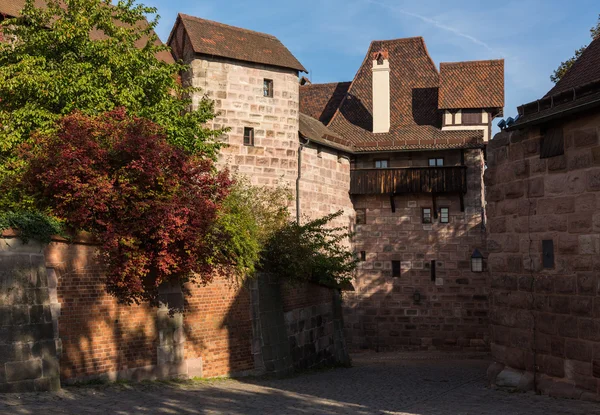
[{"xmin": 23, "ymin": 108, "xmax": 232, "ymax": 305}]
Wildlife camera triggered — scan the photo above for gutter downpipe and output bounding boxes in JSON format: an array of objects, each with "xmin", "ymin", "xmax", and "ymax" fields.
[{"xmin": 296, "ymin": 137, "xmax": 310, "ymax": 224}]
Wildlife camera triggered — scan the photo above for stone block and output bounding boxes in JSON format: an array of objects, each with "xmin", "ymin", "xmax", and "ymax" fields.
[
  {"xmin": 5, "ymin": 359, "xmax": 43, "ymax": 382},
  {"xmin": 566, "ymin": 339, "xmax": 593, "ymax": 362}
]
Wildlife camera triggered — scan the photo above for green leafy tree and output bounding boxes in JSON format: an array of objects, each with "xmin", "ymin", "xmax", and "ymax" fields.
[
  {"xmin": 0, "ymin": 0, "xmax": 225, "ymax": 211},
  {"xmin": 551, "ymin": 14, "xmax": 600, "ymax": 83}
]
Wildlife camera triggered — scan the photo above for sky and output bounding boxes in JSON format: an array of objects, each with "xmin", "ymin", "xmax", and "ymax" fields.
[{"xmin": 146, "ymin": 0, "xmax": 599, "ymax": 128}]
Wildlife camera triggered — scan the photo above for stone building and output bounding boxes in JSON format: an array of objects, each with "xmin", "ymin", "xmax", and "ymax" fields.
[
  {"xmin": 486, "ymin": 35, "xmax": 600, "ymax": 400},
  {"xmin": 169, "ymin": 14, "xmax": 505, "ymax": 351}
]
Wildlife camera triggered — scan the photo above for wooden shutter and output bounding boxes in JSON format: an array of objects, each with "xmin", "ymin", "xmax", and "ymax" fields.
[{"xmin": 540, "ymin": 127, "xmax": 564, "ymax": 158}]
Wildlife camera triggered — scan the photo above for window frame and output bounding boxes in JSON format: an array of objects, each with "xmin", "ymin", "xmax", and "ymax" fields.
[
  {"xmin": 263, "ymin": 78, "xmax": 274, "ymax": 98},
  {"xmin": 355, "ymin": 209, "xmax": 366, "ymax": 225},
  {"xmin": 374, "ymin": 159, "xmax": 389, "ymax": 169},
  {"xmin": 440, "ymin": 207, "xmax": 449, "ymax": 224},
  {"xmin": 243, "ymin": 127, "xmax": 255, "ymax": 146},
  {"xmin": 428, "ymin": 158, "xmax": 444, "ymax": 167},
  {"xmin": 422, "ymin": 207, "xmax": 432, "ymax": 224}
]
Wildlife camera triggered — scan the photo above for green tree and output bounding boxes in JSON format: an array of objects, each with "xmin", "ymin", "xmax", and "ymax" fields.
[
  {"xmin": 551, "ymin": 14, "xmax": 600, "ymax": 83},
  {"xmin": 0, "ymin": 0, "xmax": 225, "ymax": 211}
]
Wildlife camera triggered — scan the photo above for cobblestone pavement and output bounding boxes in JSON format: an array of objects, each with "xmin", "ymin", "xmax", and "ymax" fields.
[{"xmin": 2, "ymin": 352, "xmax": 600, "ymax": 414}]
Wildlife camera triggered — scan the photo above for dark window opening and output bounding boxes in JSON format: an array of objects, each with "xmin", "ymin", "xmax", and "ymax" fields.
[
  {"xmin": 462, "ymin": 109, "xmax": 482, "ymax": 125},
  {"xmin": 431, "ymin": 260, "xmax": 436, "ymax": 281},
  {"xmin": 263, "ymin": 79, "xmax": 273, "ymax": 97},
  {"xmin": 356, "ymin": 209, "xmax": 366, "ymax": 225},
  {"xmin": 540, "ymin": 127, "xmax": 564, "ymax": 159},
  {"xmin": 542, "ymin": 240, "xmax": 555, "ymax": 269},
  {"xmin": 392, "ymin": 261, "xmax": 401, "ymax": 277},
  {"xmin": 374, "ymin": 159, "xmax": 389, "ymax": 168},
  {"xmin": 422, "ymin": 208, "xmax": 432, "ymax": 224},
  {"xmin": 243, "ymin": 127, "xmax": 254, "ymax": 146},
  {"xmin": 428, "ymin": 158, "xmax": 444, "ymax": 167},
  {"xmin": 360, "ymin": 251, "xmax": 366, "ymax": 261},
  {"xmin": 440, "ymin": 207, "xmax": 449, "ymax": 223}
]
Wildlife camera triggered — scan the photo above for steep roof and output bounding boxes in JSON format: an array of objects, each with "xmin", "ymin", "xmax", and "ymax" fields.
[
  {"xmin": 299, "ymin": 82, "xmax": 351, "ymax": 124},
  {"xmin": 0, "ymin": 0, "xmax": 174, "ymax": 63},
  {"xmin": 439, "ymin": 60, "xmax": 504, "ymax": 110},
  {"xmin": 511, "ymin": 36, "xmax": 600, "ymax": 129},
  {"xmin": 545, "ymin": 36, "xmax": 600, "ymax": 97},
  {"xmin": 299, "ymin": 113, "xmax": 354, "ymax": 152},
  {"xmin": 321, "ymin": 37, "xmax": 485, "ymax": 150},
  {"xmin": 170, "ymin": 14, "xmax": 306, "ymax": 73}
]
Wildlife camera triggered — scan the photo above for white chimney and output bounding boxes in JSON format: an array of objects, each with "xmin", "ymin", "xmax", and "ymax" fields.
[{"xmin": 372, "ymin": 51, "xmax": 390, "ymax": 134}]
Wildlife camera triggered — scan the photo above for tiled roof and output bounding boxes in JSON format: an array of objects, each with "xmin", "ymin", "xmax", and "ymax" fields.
[
  {"xmin": 0, "ymin": 0, "xmax": 174, "ymax": 63},
  {"xmin": 439, "ymin": 60, "xmax": 504, "ymax": 109},
  {"xmin": 299, "ymin": 82, "xmax": 351, "ymax": 124},
  {"xmin": 172, "ymin": 14, "xmax": 306, "ymax": 72},
  {"xmin": 299, "ymin": 113, "xmax": 354, "ymax": 152},
  {"xmin": 545, "ymin": 36, "xmax": 600, "ymax": 97},
  {"xmin": 322, "ymin": 37, "xmax": 485, "ymax": 149}
]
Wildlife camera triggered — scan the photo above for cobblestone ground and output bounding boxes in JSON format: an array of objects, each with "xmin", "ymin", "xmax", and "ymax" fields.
[{"xmin": 2, "ymin": 352, "xmax": 600, "ymax": 414}]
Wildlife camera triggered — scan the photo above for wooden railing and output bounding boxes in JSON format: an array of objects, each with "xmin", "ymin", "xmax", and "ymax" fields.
[{"xmin": 349, "ymin": 166, "xmax": 467, "ymax": 195}]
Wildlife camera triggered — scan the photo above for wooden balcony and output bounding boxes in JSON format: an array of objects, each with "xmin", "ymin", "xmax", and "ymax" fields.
[{"xmin": 350, "ymin": 166, "xmax": 467, "ymax": 195}]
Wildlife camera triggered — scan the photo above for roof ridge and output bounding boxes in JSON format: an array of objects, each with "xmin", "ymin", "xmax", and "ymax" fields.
[
  {"xmin": 370, "ymin": 36, "xmax": 424, "ymax": 44},
  {"xmin": 440, "ymin": 59, "xmax": 504, "ymax": 67},
  {"xmin": 178, "ymin": 13, "xmax": 278, "ymax": 41}
]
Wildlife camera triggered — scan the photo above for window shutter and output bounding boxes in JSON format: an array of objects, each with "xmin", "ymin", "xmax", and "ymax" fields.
[{"xmin": 540, "ymin": 127, "xmax": 564, "ymax": 159}]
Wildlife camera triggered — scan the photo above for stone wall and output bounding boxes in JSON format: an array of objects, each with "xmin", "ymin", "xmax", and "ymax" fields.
[
  {"xmin": 344, "ymin": 149, "xmax": 489, "ymax": 351},
  {"xmin": 0, "ymin": 237, "xmax": 60, "ymax": 392},
  {"xmin": 486, "ymin": 112, "xmax": 600, "ymax": 400}
]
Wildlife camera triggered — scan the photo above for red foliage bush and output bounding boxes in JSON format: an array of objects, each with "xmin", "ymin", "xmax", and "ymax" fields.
[{"xmin": 23, "ymin": 108, "xmax": 232, "ymax": 304}]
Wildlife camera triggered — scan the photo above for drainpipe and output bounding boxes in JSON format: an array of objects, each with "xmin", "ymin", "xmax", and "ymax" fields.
[{"xmin": 296, "ymin": 137, "xmax": 310, "ymax": 224}]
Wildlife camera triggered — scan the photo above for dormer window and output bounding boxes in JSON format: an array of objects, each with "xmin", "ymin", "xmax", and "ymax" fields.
[{"xmin": 376, "ymin": 53, "xmax": 385, "ymax": 65}]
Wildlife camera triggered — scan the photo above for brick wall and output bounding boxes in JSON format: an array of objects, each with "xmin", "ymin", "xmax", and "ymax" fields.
[
  {"xmin": 344, "ymin": 149, "xmax": 488, "ymax": 351},
  {"xmin": 486, "ymin": 112, "xmax": 600, "ymax": 400}
]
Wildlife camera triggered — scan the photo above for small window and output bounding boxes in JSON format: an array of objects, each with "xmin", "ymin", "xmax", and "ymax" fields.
[
  {"xmin": 392, "ymin": 261, "xmax": 401, "ymax": 278},
  {"xmin": 428, "ymin": 158, "xmax": 444, "ymax": 167},
  {"xmin": 356, "ymin": 209, "xmax": 366, "ymax": 225},
  {"xmin": 243, "ymin": 127, "xmax": 254, "ymax": 146},
  {"xmin": 462, "ymin": 109, "xmax": 482, "ymax": 125},
  {"xmin": 360, "ymin": 251, "xmax": 366, "ymax": 261},
  {"xmin": 263, "ymin": 79, "xmax": 273, "ymax": 97},
  {"xmin": 540, "ymin": 127, "xmax": 564, "ymax": 159},
  {"xmin": 374, "ymin": 159, "xmax": 389, "ymax": 168},
  {"xmin": 440, "ymin": 207, "xmax": 449, "ymax": 223},
  {"xmin": 422, "ymin": 208, "xmax": 432, "ymax": 224}
]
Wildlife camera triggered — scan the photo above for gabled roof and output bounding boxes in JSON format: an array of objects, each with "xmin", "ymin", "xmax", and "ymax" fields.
[
  {"xmin": 545, "ymin": 36, "xmax": 600, "ymax": 97},
  {"xmin": 299, "ymin": 113, "xmax": 354, "ymax": 152},
  {"xmin": 299, "ymin": 82, "xmax": 351, "ymax": 124},
  {"xmin": 439, "ymin": 60, "xmax": 504, "ymax": 110},
  {"xmin": 511, "ymin": 36, "xmax": 600, "ymax": 130},
  {"xmin": 0, "ymin": 0, "xmax": 174, "ymax": 63},
  {"xmin": 169, "ymin": 14, "xmax": 306, "ymax": 73},
  {"xmin": 311, "ymin": 37, "xmax": 485, "ymax": 151}
]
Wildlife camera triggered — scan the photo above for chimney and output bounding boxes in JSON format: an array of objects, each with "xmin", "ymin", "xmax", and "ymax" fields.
[{"xmin": 372, "ymin": 50, "xmax": 390, "ymax": 133}]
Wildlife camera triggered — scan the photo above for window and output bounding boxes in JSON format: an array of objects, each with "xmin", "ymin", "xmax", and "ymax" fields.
[
  {"xmin": 360, "ymin": 251, "xmax": 366, "ymax": 261},
  {"xmin": 540, "ymin": 127, "xmax": 564, "ymax": 158},
  {"xmin": 374, "ymin": 159, "xmax": 389, "ymax": 168},
  {"xmin": 356, "ymin": 209, "xmax": 366, "ymax": 225},
  {"xmin": 243, "ymin": 127, "xmax": 254, "ymax": 146},
  {"xmin": 263, "ymin": 79, "xmax": 273, "ymax": 97},
  {"xmin": 422, "ymin": 208, "xmax": 432, "ymax": 224},
  {"xmin": 462, "ymin": 109, "xmax": 482, "ymax": 125},
  {"xmin": 392, "ymin": 261, "xmax": 401, "ymax": 278},
  {"xmin": 440, "ymin": 207, "xmax": 449, "ymax": 223},
  {"xmin": 428, "ymin": 158, "xmax": 444, "ymax": 167}
]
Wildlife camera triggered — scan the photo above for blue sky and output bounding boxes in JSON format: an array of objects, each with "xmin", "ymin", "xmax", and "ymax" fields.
[{"xmin": 147, "ymin": 0, "xmax": 599, "ymax": 126}]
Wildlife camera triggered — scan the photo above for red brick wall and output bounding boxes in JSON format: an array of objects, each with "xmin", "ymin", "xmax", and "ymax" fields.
[
  {"xmin": 344, "ymin": 149, "xmax": 488, "ymax": 351},
  {"xmin": 486, "ymin": 112, "xmax": 600, "ymax": 399},
  {"xmin": 46, "ymin": 241, "xmax": 158, "ymax": 381},
  {"xmin": 281, "ymin": 282, "xmax": 333, "ymax": 313},
  {"xmin": 183, "ymin": 278, "xmax": 254, "ymax": 378}
]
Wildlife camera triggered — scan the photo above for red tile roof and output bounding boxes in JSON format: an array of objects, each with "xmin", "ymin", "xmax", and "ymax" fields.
[
  {"xmin": 545, "ymin": 36, "xmax": 600, "ymax": 97},
  {"xmin": 439, "ymin": 60, "xmax": 504, "ymax": 110},
  {"xmin": 170, "ymin": 14, "xmax": 306, "ymax": 73},
  {"xmin": 299, "ymin": 82, "xmax": 351, "ymax": 124},
  {"xmin": 320, "ymin": 37, "xmax": 486, "ymax": 150}
]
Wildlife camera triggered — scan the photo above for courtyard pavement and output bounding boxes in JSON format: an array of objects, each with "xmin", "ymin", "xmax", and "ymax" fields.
[{"xmin": 1, "ymin": 352, "xmax": 600, "ymax": 414}]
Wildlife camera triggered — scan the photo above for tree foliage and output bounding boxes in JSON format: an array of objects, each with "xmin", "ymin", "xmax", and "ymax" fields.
[
  {"xmin": 551, "ymin": 14, "xmax": 600, "ymax": 83},
  {"xmin": 22, "ymin": 109, "xmax": 231, "ymax": 305},
  {"xmin": 0, "ymin": 0, "xmax": 225, "ymax": 210}
]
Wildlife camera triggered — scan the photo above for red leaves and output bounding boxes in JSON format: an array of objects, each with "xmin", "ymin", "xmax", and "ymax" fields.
[{"xmin": 24, "ymin": 108, "xmax": 232, "ymax": 305}]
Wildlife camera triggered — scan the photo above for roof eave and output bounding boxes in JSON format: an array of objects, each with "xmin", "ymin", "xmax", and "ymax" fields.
[{"xmin": 507, "ymin": 97, "xmax": 600, "ymax": 131}]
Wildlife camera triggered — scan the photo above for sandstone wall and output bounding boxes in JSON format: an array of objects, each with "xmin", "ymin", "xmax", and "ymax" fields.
[
  {"xmin": 486, "ymin": 111, "xmax": 600, "ymax": 400},
  {"xmin": 344, "ymin": 149, "xmax": 488, "ymax": 351}
]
